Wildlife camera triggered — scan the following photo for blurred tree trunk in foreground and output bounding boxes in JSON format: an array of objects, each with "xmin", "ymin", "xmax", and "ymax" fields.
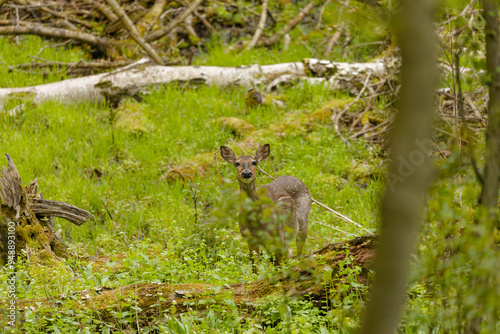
[
  {"xmin": 465, "ymin": 1, "xmax": 500, "ymax": 333},
  {"xmin": 478, "ymin": 0, "xmax": 500, "ymax": 220},
  {"xmin": 358, "ymin": 0, "xmax": 438, "ymax": 333}
]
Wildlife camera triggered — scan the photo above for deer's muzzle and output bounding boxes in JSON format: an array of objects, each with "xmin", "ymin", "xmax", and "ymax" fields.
[{"xmin": 241, "ymin": 170, "xmax": 253, "ymax": 179}]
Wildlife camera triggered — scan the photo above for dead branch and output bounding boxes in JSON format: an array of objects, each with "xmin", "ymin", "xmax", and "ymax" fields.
[
  {"xmin": 144, "ymin": 0, "xmax": 204, "ymax": 42},
  {"xmin": 184, "ymin": 14, "xmax": 198, "ymax": 40},
  {"xmin": 325, "ymin": 29, "xmax": 342, "ymax": 55},
  {"xmin": 247, "ymin": 0, "xmax": 268, "ymax": 50},
  {"xmin": 105, "ymin": 0, "xmax": 164, "ymax": 65},
  {"xmin": 0, "ymin": 154, "xmax": 94, "ymax": 226},
  {"xmin": 259, "ymin": 1, "xmax": 315, "ymax": 47},
  {"xmin": 8, "ymin": 59, "xmax": 134, "ymax": 71},
  {"xmin": 0, "ymin": 22, "xmax": 109, "ymax": 51},
  {"xmin": 30, "ymin": 199, "xmax": 94, "ymax": 226},
  {"xmin": 193, "ymin": 10, "xmax": 215, "ymax": 32}
]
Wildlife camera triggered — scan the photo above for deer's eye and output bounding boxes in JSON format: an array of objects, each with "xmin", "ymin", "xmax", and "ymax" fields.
[
  {"xmin": 235, "ymin": 162, "xmax": 240, "ymax": 167},
  {"xmin": 252, "ymin": 161, "xmax": 257, "ymax": 166}
]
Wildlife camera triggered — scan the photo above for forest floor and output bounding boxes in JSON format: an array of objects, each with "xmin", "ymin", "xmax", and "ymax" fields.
[{"xmin": 0, "ymin": 18, "xmax": 494, "ymax": 332}]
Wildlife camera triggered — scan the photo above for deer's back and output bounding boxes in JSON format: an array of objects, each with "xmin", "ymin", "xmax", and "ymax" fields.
[{"xmin": 261, "ymin": 175, "xmax": 311, "ymax": 204}]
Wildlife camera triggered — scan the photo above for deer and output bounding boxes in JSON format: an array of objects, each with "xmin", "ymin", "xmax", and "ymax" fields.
[{"xmin": 220, "ymin": 144, "xmax": 311, "ymax": 272}]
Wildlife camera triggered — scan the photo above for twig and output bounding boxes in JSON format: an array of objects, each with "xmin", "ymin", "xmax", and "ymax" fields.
[
  {"xmin": 247, "ymin": 0, "xmax": 268, "ymax": 50},
  {"xmin": 433, "ymin": 125, "xmax": 468, "ymax": 143},
  {"xmin": 105, "ymin": 0, "xmax": 165, "ymax": 65},
  {"xmin": 145, "ymin": 0, "xmax": 204, "ymax": 42},
  {"xmin": 310, "ymin": 219, "xmax": 360, "ymax": 237},
  {"xmin": 362, "ymin": 126, "xmax": 392, "ymax": 140},
  {"xmin": 260, "ymin": 1, "xmax": 315, "ymax": 47},
  {"xmin": 331, "ymin": 72, "xmax": 372, "ymax": 137},
  {"xmin": 310, "ymin": 199, "xmax": 372, "ymax": 234},
  {"xmin": 350, "ymin": 118, "xmax": 391, "ymax": 139}
]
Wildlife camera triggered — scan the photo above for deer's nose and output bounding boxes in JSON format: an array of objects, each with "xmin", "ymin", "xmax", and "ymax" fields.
[{"xmin": 241, "ymin": 170, "xmax": 253, "ymax": 179}]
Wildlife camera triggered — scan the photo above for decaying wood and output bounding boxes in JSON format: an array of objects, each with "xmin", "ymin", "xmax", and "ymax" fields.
[
  {"xmin": 0, "ymin": 58, "xmax": 393, "ymax": 110},
  {"xmin": 30, "ymin": 199, "xmax": 94, "ymax": 226},
  {"xmin": 0, "ymin": 153, "xmax": 23, "ymax": 219},
  {"xmin": 21, "ymin": 236, "xmax": 377, "ymax": 321},
  {"xmin": 0, "ymin": 154, "xmax": 94, "ymax": 264},
  {"xmin": 0, "ymin": 154, "xmax": 94, "ymax": 227}
]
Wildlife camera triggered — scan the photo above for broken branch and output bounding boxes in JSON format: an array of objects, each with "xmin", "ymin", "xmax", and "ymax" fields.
[
  {"xmin": 144, "ymin": 0, "xmax": 204, "ymax": 42},
  {"xmin": 0, "ymin": 23, "xmax": 108, "ymax": 51},
  {"xmin": 105, "ymin": 0, "xmax": 165, "ymax": 65},
  {"xmin": 260, "ymin": 1, "xmax": 315, "ymax": 47},
  {"xmin": 247, "ymin": 0, "xmax": 268, "ymax": 50}
]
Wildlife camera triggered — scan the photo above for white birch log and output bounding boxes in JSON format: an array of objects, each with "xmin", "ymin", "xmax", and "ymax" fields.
[{"xmin": 0, "ymin": 58, "xmax": 392, "ymax": 111}]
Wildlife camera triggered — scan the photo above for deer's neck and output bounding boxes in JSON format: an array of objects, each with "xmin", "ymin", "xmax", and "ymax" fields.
[{"xmin": 239, "ymin": 181, "xmax": 259, "ymax": 201}]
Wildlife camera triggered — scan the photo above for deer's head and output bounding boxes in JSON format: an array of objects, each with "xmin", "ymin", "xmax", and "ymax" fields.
[{"xmin": 220, "ymin": 144, "xmax": 270, "ymax": 184}]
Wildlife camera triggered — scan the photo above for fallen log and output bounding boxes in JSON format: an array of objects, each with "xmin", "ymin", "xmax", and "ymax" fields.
[
  {"xmin": 21, "ymin": 236, "xmax": 377, "ymax": 323},
  {"xmin": 0, "ymin": 58, "xmax": 393, "ymax": 111},
  {"xmin": 0, "ymin": 154, "xmax": 93, "ymax": 264}
]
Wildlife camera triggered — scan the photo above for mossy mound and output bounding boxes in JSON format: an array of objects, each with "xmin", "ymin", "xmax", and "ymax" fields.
[
  {"xmin": 213, "ymin": 117, "xmax": 256, "ymax": 138},
  {"xmin": 115, "ymin": 98, "xmax": 150, "ymax": 134}
]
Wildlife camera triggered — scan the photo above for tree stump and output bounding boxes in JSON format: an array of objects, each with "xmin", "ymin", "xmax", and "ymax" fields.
[{"xmin": 0, "ymin": 154, "xmax": 93, "ymax": 265}]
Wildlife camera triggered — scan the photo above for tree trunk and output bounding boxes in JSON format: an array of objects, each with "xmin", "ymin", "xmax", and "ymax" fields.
[
  {"xmin": 358, "ymin": 0, "xmax": 437, "ymax": 333},
  {"xmin": 464, "ymin": 1, "xmax": 500, "ymax": 333},
  {"xmin": 478, "ymin": 0, "xmax": 500, "ymax": 220}
]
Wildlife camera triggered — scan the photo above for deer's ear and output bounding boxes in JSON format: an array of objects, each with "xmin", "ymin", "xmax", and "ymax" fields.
[
  {"xmin": 255, "ymin": 144, "xmax": 270, "ymax": 162},
  {"xmin": 220, "ymin": 146, "xmax": 236, "ymax": 163}
]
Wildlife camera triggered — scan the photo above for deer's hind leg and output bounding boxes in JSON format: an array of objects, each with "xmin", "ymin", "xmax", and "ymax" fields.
[
  {"xmin": 295, "ymin": 194, "xmax": 311, "ymax": 256},
  {"xmin": 277, "ymin": 196, "xmax": 298, "ymax": 260}
]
